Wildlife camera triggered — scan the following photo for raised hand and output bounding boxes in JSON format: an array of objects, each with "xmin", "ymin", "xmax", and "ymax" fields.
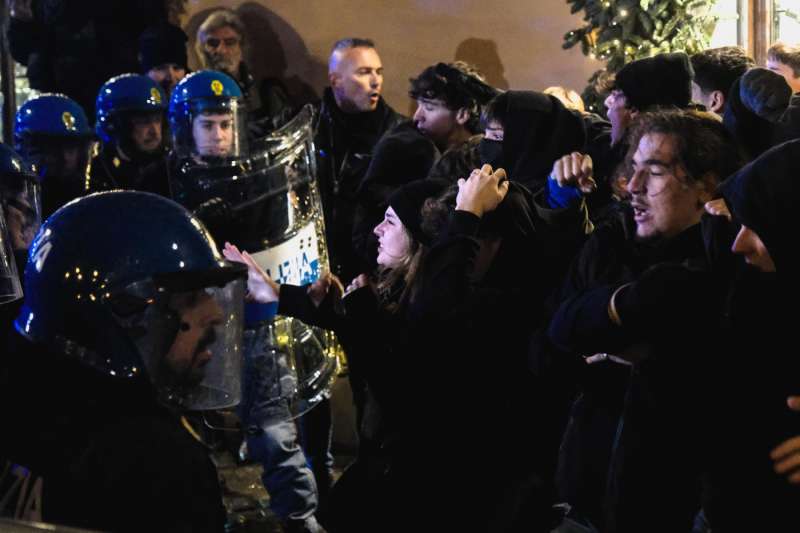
[
  {"xmin": 456, "ymin": 164, "xmax": 510, "ymax": 218},
  {"xmin": 222, "ymin": 242, "xmax": 279, "ymax": 304}
]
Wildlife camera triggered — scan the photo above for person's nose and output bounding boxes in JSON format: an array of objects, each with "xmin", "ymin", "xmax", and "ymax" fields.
[{"xmin": 627, "ymin": 168, "xmax": 645, "ymax": 195}]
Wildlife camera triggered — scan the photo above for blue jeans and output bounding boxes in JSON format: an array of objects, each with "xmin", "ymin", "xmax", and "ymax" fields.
[{"xmin": 241, "ymin": 324, "xmax": 319, "ymax": 521}]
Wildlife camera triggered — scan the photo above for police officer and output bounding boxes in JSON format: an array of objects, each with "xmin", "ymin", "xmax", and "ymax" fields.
[
  {"xmin": 0, "ymin": 143, "xmax": 40, "ymax": 347},
  {"xmin": 14, "ymin": 93, "xmax": 96, "ymax": 218},
  {"xmin": 168, "ymin": 71, "xmax": 329, "ymax": 533},
  {"xmin": 91, "ymin": 73, "xmax": 171, "ymax": 197},
  {"xmin": 1, "ymin": 191, "xmax": 247, "ymax": 532}
]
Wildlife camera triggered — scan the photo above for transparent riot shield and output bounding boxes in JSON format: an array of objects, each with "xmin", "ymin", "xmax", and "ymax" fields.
[
  {"xmin": 0, "ymin": 203, "xmax": 23, "ymax": 304},
  {"xmin": 237, "ymin": 104, "xmax": 340, "ymax": 425}
]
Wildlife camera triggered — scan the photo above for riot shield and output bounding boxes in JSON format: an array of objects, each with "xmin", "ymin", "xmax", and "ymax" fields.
[{"xmin": 237, "ymin": 105, "xmax": 339, "ymax": 424}]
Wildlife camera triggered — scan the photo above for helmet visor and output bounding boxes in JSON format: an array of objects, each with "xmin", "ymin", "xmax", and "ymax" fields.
[
  {"xmin": 0, "ymin": 203, "xmax": 23, "ymax": 304},
  {"xmin": 173, "ymin": 97, "xmax": 248, "ymax": 161},
  {"xmin": 3, "ymin": 178, "xmax": 42, "ymax": 251}
]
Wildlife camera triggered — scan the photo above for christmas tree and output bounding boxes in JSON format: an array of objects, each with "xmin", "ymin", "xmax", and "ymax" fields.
[{"xmin": 563, "ymin": 0, "xmax": 718, "ymax": 113}]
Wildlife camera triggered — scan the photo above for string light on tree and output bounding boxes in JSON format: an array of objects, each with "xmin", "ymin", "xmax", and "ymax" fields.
[{"xmin": 562, "ymin": 0, "xmax": 717, "ymax": 114}]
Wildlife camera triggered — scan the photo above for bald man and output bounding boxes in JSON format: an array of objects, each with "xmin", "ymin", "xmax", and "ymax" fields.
[
  {"xmin": 314, "ymin": 37, "xmax": 402, "ymax": 282},
  {"xmin": 308, "ymin": 38, "xmax": 402, "ymax": 521}
]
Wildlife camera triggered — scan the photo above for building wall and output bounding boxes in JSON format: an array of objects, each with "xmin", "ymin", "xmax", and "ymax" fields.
[{"xmin": 180, "ymin": 0, "xmax": 603, "ymax": 115}]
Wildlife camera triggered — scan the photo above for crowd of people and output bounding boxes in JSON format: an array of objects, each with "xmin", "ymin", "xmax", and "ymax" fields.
[{"xmin": 1, "ymin": 5, "xmax": 800, "ymax": 533}]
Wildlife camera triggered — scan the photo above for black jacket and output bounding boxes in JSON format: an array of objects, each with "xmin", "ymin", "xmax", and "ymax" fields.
[
  {"xmin": 89, "ymin": 146, "xmax": 171, "ymax": 197},
  {"xmin": 313, "ymin": 88, "xmax": 403, "ymax": 282},
  {"xmin": 498, "ymin": 91, "xmax": 587, "ymax": 192},
  {"xmin": 404, "ymin": 184, "xmax": 591, "ymax": 532},
  {"xmin": 702, "ymin": 140, "xmax": 800, "ymax": 531},
  {"xmin": 0, "ymin": 332, "xmax": 226, "ymax": 532},
  {"xmin": 544, "ymin": 208, "xmax": 734, "ymax": 532}
]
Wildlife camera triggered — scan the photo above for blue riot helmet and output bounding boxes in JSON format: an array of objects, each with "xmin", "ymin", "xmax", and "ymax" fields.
[
  {"xmin": 95, "ymin": 73, "xmax": 167, "ymax": 157},
  {"xmin": 15, "ymin": 191, "xmax": 248, "ymax": 410},
  {"xmin": 14, "ymin": 94, "xmax": 96, "ymax": 182},
  {"xmin": 168, "ymin": 70, "xmax": 248, "ymax": 162},
  {"xmin": 0, "ymin": 144, "xmax": 41, "ymax": 252}
]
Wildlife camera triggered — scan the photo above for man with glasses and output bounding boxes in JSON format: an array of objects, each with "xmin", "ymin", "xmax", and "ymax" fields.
[
  {"xmin": 542, "ymin": 110, "xmax": 742, "ymax": 532},
  {"xmin": 195, "ymin": 9, "xmax": 292, "ymax": 136}
]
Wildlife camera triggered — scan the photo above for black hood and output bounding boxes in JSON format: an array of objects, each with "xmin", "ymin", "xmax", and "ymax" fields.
[
  {"xmin": 722, "ymin": 70, "xmax": 791, "ymax": 160},
  {"xmin": 501, "ymin": 91, "xmax": 586, "ymax": 192},
  {"xmin": 720, "ymin": 138, "xmax": 798, "ymax": 273}
]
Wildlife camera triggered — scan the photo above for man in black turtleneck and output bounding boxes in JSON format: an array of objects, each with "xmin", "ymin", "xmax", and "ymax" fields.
[{"xmin": 315, "ymin": 37, "xmax": 402, "ymax": 283}]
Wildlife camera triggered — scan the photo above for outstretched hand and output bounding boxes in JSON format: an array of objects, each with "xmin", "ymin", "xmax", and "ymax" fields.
[
  {"xmin": 223, "ymin": 243, "xmax": 280, "ymax": 304},
  {"xmin": 456, "ymin": 164, "xmax": 509, "ymax": 218}
]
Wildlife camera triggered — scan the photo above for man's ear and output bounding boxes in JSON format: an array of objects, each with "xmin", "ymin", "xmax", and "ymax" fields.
[
  {"xmin": 710, "ymin": 90, "xmax": 725, "ymax": 113},
  {"xmin": 455, "ymin": 107, "xmax": 470, "ymax": 126}
]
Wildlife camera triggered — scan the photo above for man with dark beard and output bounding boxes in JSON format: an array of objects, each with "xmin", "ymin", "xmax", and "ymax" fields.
[
  {"xmin": 90, "ymin": 73, "xmax": 171, "ymax": 197},
  {"xmin": 0, "ymin": 191, "xmax": 247, "ymax": 532}
]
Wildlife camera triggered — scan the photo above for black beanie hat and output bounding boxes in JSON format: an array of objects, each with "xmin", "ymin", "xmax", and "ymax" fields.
[
  {"xmin": 615, "ymin": 52, "xmax": 694, "ymax": 111},
  {"xmin": 139, "ymin": 22, "xmax": 189, "ymax": 72},
  {"xmin": 388, "ymin": 179, "xmax": 450, "ymax": 246}
]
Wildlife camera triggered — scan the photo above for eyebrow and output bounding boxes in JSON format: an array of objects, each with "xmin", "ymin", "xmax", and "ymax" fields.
[{"xmin": 634, "ymin": 158, "xmax": 671, "ymax": 167}]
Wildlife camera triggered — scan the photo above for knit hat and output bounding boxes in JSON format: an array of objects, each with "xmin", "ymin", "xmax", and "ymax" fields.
[
  {"xmin": 388, "ymin": 179, "xmax": 450, "ymax": 246},
  {"xmin": 139, "ymin": 22, "xmax": 189, "ymax": 72},
  {"xmin": 615, "ymin": 52, "xmax": 694, "ymax": 111}
]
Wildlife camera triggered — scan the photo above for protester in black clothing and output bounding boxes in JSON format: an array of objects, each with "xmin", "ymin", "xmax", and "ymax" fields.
[
  {"xmin": 690, "ymin": 46, "xmax": 754, "ymax": 115},
  {"xmin": 403, "ymin": 166, "xmax": 590, "ymax": 532},
  {"xmin": 697, "ymin": 140, "xmax": 800, "ymax": 531},
  {"xmin": 0, "ymin": 191, "xmax": 246, "ymax": 531},
  {"xmin": 352, "ymin": 122, "xmax": 437, "ymax": 275},
  {"xmin": 479, "ymin": 90, "xmax": 587, "ymax": 192},
  {"xmin": 90, "ymin": 73, "xmax": 171, "ymax": 197},
  {"xmin": 139, "ymin": 21, "xmax": 189, "ymax": 98},
  {"xmin": 540, "ymin": 110, "xmax": 742, "ymax": 532},
  {"xmin": 410, "ymin": 61, "xmax": 498, "ymax": 182},
  {"xmin": 224, "ymin": 178, "xmax": 450, "ymax": 533}
]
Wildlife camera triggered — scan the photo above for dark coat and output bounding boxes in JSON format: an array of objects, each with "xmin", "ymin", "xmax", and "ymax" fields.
[
  {"xmin": 0, "ymin": 332, "xmax": 226, "ymax": 532},
  {"xmin": 89, "ymin": 147, "xmax": 171, "ymax": 197},
  {"xmin": 313, "ymin": 88, "xmax": 403, "ymax": 281},
  {"xmin": 544, "ymin": 208, "xmax": 734, "ymax": 532},
  {"xmin": 498, "ymin": 91, "xmax": 587, "ymax": 192},
  {"xmin": 403, "ymin": 184, "xmax": 591, "ymax": 532},
  {"xmin": 702, "ymin": 140, "xmax": 800, "ymax": 531}
]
